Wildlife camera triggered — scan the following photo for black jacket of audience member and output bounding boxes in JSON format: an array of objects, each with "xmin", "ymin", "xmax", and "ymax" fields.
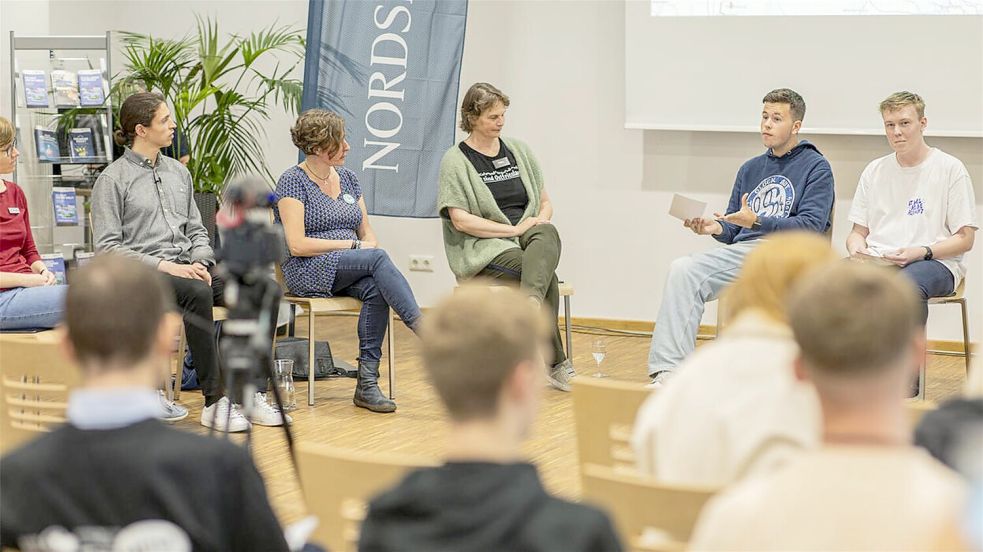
[
  {"xmin": 0, "ymin": 419, "xmax": 288, "ymax": 552},
  {"xmin": 915, "ymin": 397, "xmax": 983, "ymax": 473},
  {"xmin": 359, "ymin": 462, "xmax": 623, "ymax": 552}
]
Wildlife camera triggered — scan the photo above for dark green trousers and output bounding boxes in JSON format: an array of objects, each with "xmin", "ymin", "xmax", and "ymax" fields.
[{"xmin": 477, "ymin": 223, "xmax": 565, "ymax": 365}]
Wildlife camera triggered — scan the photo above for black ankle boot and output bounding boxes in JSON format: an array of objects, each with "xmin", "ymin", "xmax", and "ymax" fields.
[{"xmin": 353, "ymin": 361, "xmax": 396, "ymax": 413}]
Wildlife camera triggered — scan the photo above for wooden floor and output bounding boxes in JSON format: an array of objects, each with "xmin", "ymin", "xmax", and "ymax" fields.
[{"xmin": 167, "ymin": 316, "xmax": 971, "ymax": 527}]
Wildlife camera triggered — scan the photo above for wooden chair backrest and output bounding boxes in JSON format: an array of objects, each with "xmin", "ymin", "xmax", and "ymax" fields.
[
  {"xmin": 296, "ymin": 442, "xmax": 436, "ymax": 552},
  {"xmin": 581, "ymin": 463, "xmax": 717, "ymax": 548},
  {"xmin": 0, "ymin": 335, "xmax": 80, "ymax": 454},
  {"xmin": 572, "ymin": 377, "xmax": 652, "ymax": 473}
]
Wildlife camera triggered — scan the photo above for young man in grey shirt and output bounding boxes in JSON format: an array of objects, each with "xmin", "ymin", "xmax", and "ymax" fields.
[{"xmin": 92, "ymin": 92, "xmax": 287, "ymax": 430}]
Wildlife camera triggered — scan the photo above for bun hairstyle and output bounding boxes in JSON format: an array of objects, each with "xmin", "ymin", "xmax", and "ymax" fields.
[{"xmin": 114, "ymin": 92, "xmax": 166, "ymax": 146}]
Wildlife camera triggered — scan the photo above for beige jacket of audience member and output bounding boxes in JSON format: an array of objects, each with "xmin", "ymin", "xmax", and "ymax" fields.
[
  {"xmin": 689, "ymin": 445, "xmax": 968, "ymax": 551},
  {"xmin": 630, "ymin": 311, "xmax": 821, "ymax": 487}
]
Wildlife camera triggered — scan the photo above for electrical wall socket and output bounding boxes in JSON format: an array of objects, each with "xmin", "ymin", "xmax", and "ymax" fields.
[{"xmin": 409, "ymin": 254, "xmax": 434, "ymax": 272}]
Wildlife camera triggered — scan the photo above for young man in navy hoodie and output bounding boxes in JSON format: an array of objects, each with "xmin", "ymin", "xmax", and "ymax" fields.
[
  {"xmin": 360, "ymin": 286, "xmax": 622, "ymax": 552},
  {"xmin": 647, "ymin": 88, "xmax": 835, "ymax": 385}
]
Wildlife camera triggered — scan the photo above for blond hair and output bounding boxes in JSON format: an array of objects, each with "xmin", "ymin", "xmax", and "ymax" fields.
[
  {"xmin": 459, "ymin": 82, "xmax": 510, "ymax": 133},
  {"xmin": 788, "ymin": 262, "xmax": 921, "ymax": 378},
  {"xmin": 421, "ymin": 284, "xmax": 548, "ymax": 421},
  {"xmin": 291, "ymin": 109, "xmax": 346, "ymax": 156},
  {"xmin": 0, "ymin": 116, "xmax": 14, "ymax": 149},
  {"xmin": 880, "ymin": 91, "xmax": 926, "ymax": 119},
  {"xmin": 723, "ymin": 232, "xmax": 837, "ymax": 325}
]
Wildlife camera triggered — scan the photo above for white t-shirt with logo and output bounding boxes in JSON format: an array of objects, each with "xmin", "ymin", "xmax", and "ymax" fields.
[{"xmin": 849, "ymin": 147, "xmax": 978, "ymax": 284}]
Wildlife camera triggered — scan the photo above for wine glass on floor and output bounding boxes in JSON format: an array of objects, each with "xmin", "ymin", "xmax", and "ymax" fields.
[{"xmin": 592, "ymin": 338, "xmax": 607, "ymax": 378}]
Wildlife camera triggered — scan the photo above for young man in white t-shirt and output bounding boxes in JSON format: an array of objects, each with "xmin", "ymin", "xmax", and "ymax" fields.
[
  {"xmin": 847, "ymin": 91, "xmax": 978, "ymax": 325},
  {"xmin": 690, "ymin": 263, "xmax": 968, "ymax": 552}
]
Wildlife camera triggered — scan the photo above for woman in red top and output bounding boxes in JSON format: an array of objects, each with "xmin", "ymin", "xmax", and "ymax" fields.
[{"xmin": 0, "ymin": 116, "xmax": 66, "ymax": 330}]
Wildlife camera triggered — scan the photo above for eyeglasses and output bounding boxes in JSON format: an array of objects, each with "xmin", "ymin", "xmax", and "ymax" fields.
[{"xmin": 1, "ymin": 140, "xmax": 16, "ymax": 157}]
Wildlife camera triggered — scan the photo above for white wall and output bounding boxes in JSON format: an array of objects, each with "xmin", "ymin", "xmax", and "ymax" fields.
[{"xmin": 11, "ymin": 0, "xmax": 982, "ymax": 345}]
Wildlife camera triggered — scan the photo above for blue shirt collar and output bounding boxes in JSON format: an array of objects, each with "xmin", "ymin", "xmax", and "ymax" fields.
[{"xmin": 66, "ymin": 388, "xmax": 160, "ymax": 430}]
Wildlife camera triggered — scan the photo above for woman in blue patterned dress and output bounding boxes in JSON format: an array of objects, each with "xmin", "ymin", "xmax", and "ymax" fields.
[{"xmin": 274, "ymin": 109, "xmax": 422, "ymax": 413}]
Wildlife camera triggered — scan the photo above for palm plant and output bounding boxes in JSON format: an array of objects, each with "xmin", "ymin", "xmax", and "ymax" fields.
[{"xmin": 113, "ymin": 16, "xmax": 306, "ymax": 195}]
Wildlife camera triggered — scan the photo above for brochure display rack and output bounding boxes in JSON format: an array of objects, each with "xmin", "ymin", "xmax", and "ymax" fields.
[{"xmin": 8, "ymin": 32, "xmax": 114, "ymax": 255}]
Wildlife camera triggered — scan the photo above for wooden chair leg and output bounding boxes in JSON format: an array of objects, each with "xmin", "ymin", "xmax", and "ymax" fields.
[
  {"xmin": 387, "ymin": 308, "xmax": 396, "ymax": 399},
  {"xmin": 308, "ymin": 310, "xmax": 316, "ymax": 406},
  {"xmin": 959, "ymin": 299, "xmax": 971, "ymax": 374},
  {"xmin": 563, "ymin": 294, "xmax": 573, "ymax": 362},
  {"xmin": 917, "ymin": 360, "xmax": 927, "ymax": 401},
  {"xmin": 172, "ymin": 329, "xmax": 186, "ymax": 401}
]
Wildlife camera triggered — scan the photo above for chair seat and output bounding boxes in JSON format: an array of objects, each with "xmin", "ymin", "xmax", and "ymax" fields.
[
  {"xmin": 283, "ymin": 294, "xmax": 363, "ymax": 313},
  {"xmin": 928, "ymin": 280, "xmax": 965, "ymax": 304}
]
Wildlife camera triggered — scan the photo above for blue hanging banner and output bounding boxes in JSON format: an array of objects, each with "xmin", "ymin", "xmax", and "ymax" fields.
[{"xmin": 303, "ymin": 0, "xmax": 468, "ymax": 218}]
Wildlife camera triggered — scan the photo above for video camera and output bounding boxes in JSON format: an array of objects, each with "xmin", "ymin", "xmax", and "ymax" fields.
[{"xmin": 213, "ymin": 177, "xmax": 293, "ymax": 453}]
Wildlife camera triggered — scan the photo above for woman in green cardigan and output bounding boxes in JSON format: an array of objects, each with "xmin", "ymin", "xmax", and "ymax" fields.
[{"xmin": 437, "ymin": 82, "xmax": 573, "ymax": 392}]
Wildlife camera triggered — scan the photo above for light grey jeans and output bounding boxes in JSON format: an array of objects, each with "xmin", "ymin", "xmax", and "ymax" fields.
[{"xmin": 648, "ymin": 239, "xmax": 761, "ymax": 376}]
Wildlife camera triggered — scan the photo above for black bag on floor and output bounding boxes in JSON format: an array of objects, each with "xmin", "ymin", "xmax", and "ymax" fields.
[{"xmin": 274, "ymin": 337, "xmax": 356, "ymax": 379}]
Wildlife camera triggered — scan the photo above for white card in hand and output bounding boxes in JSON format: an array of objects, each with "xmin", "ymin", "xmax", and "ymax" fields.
[{"xmin": 669, "ymin": 194, "xmax": 707, "ymax": 221}]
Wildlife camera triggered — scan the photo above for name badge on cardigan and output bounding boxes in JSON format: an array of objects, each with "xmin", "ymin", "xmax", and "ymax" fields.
[
  {"xmin": 492, "ymin": 157, "xmax": 511, "ymax": 169},
  {"xmin": 7, "ymin": 207, "xmax": 20, "ymax": 214},
  {"xmin": 342, "ymin": 193, "xmax": 356, "ymax": 205}
]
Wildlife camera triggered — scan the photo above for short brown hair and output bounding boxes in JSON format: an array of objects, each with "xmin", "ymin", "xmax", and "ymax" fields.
[
  {"xmin": 114, "ymin": 92, "xmax": 166, "ymax": 147},
  {"xmin": 762, "ymin": 88, "xmax": 806, "ymax": 122},
  {"xmin": 459, "ymin": 82, "xmax": 510, "ymax": 133},
  {"xmin": 0, "ymin": 116, "xmax": 14, "ymax": 149},
  {"xmin": 66, "ymin": 254, "xmax": 174, "ymax": 367},
  {"xmin": 788, "ymin": 263, "xmax": 921, "ymax": 378},
  {"xmin": 723, "ymin": 232, "xmax": 837, "ymax": 325},
  {"xmin": 421, "ymin": 284, "xmax": 549, "ymax": 421},
  {"xmin": 291, "ymin": 109, "xmax": 346, "ymax": 156},
  {"xmin": 880, "ymin": 91, "xmax": 925, "ymax": 119}
]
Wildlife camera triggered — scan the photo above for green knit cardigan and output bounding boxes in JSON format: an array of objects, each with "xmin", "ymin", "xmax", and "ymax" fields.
[{"xmin": 437, "ymin": 137, "xmax": 544, "ymax": 280}]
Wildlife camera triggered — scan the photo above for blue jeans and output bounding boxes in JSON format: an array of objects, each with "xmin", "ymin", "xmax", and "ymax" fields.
[
  {"xmin": 900, "ymin": 260, "xmax": 955, "ymax": 325},
  {"xmin": 648, "ymin": 240, "xmax": 760, "ymax": 376},
  {"xmin": 0, "ymin": 285, "xmax": 68, "ymax": 330},
  {"xmin": 331, "ymin": 249, "xmax": 422, "ymax": 364}
]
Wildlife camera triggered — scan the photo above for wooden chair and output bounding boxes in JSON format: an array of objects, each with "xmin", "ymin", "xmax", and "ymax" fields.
[
  {"xmin": 581, "ymin": 463, "xmax": 717, "ymax": 550},
  {"xmin": 0, "ymin": 334, "xmax": 80, "ymax": 454},
  {"xmin": 919, "ymin": 280, "xmax": 972, "ymax": 399},
  {"xmin": 572, "ymin": 377, "xmax": 652, "ymax": 474},
  {"xmin": 275, "ymin": 264, "xmax": 396, "ymax": 406},
  {"xmin": 296, "ymin": 443, "xmax": 436, "ymax": 552},
  {"xmin": 170, "ymin": 306, "xmax": 228, "ymax": 401}
]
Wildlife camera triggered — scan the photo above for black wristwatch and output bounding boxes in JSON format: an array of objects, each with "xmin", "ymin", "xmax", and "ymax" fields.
[
  {"xmin": 923, "ymin": 246, "xmax": 933, "ymax": 261},
  {"xmin": 751, "ymin": 217, "xmax": 762, "ymax": 230}
]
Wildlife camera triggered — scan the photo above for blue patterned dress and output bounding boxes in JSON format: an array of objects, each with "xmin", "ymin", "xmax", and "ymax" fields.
[{"xmin": 274, "ymin": 165, "xmax": 363, "ymax": 297}]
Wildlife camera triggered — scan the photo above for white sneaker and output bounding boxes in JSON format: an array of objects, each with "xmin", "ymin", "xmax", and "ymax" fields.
[
  {"xmin": 200, "ymin": 397, "xmax": 251, "ymax": 432},
  {"xmin": 156, "ymin": 390, "xmax": 188, "ymax": 422},
  {"xmin": 248, "ymin": 392, "xmax": 292, "ymax": 427},
  {"xmin": 646, "ymin": 370, "xmax": 675, "ymax": 389}
]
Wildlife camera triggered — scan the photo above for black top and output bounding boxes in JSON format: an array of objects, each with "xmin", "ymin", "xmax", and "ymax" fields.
[
  {"xmin": 0, "ymin": 419, "xmax": 288, "ymax": 552},
  {"xmin": 360, "ymin": 462, "xmax": 623, "ymax": 552},
  {"xmin": 459, "ymin": 140, "xmax": 529, "ymax": 225}
]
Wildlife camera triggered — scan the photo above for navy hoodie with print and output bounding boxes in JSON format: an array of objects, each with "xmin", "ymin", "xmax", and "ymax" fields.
[{"xmin": 714, "ymin": 140, "xmax": 834, "ymax": 245}]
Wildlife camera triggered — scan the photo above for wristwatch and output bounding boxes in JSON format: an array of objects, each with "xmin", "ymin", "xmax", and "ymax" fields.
[
  {"xmin": 751, "ymin": 216, "xmax": 762, "ymax": 230},
  {"xmin": 923, "ymin": 246, "xmax": 933, "ymax": 261}
]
